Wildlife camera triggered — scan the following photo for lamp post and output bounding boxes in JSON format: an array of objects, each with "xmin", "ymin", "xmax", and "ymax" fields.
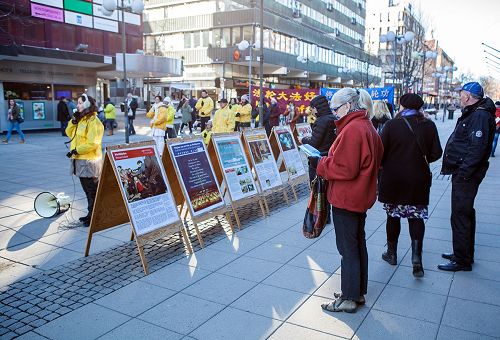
[
  {"xmin": 440, "ymin": 65, "xmax": 457, "ymax": 122},
  {"xmin": 412, "ymin": 49, "xmax": 438, "ymax": 96},
  {"xmin": 431, "ymin": 70, "xmax": 446, "ymax": 121},
  {"xmin": 101, "ymin": 0, "xmax": 144, "ymax": 144},
  {"xmin": 379, "ymin": 31, "xmax": 414, "ymax": 97},
  {"xmin": 237, "ymin": 38, "xmax": 260, "ymax": 103}
]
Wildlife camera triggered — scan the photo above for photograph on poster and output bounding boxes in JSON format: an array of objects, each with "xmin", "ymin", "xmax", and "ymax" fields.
[
  {"xmin": 276, "ymin": 130, "xmax": 295, "ymax": 151},
  {"xmin": 274, "ymin": 127, "xmax": 306, "ymax": 179},
  {"xmin": 32, "ymin": 102, "xmax": 45, "ymax": 120},
  {"xmin": 214, "ymin": 137, "xmax": 257, "ymax": 201},
  {"xmin": 245, "ymin": 132, "xmax": 283, "ymax": 191},
  {"xmin": 296, "ymin": 123, "xmax": 313, "ymax": 140},
  {"xmin": 111, "ymin": 146, "xmax": 179, "ymax": 236},
  {"xmin": 170, "ymin": 140, "xmax": 224, "ymax": 215}
]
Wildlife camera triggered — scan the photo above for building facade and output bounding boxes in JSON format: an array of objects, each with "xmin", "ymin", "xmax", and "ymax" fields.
[{"xmin": 143, "ymin": 0, "xmax": 381, "ymax": 101}]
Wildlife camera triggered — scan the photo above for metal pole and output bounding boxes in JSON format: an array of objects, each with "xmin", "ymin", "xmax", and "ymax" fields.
[
  {"xmin": 421, "ymin": 53, "xmax": 426, "ymax": 96},
  {"xmin": 121, "ymin": 1, "xmax": 129, "ymax": 144},
  {"xmin": 248, "ymin": 26, "xmax": 253, "ymax": 101},
  {"xmin": 393, "ymin": 38, "xmax": 397, "ymax": 101},
  {"xmin": 441, "ymin": 75, "xmax": 446, "ymax": 122},
  {"xmin": 258, "ymin": 0, "xmax": 264, "ymax": 124}
]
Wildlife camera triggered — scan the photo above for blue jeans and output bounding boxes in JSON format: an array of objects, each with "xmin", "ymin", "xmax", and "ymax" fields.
[
  {"xmin": 6, "ymin": 121, "xmax": 25, "ymax": 141},
  {"xmin": 492, "ymin": 131, "xmax": 499, "ymax": 156}
]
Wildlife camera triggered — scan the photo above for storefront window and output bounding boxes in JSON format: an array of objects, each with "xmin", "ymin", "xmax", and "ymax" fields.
[
  {"xmin": 4, "ymin": 83, "xmax": 52, "ymax": 100},
  {"xmin": 232, "ymin": 27, "xmax": 241, "ymax": 46}
]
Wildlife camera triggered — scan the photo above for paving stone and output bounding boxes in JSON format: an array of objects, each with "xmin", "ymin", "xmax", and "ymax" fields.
[
  {"xmin": 43, "ymin": 312, "xmax": 61, "ymax": 322},
  {"xmin": 15, "ymin": 324, "xmax": 34, "ymax": 335},
  {"xmin": 29, "ymin": 318, "xmax": 47, "ymax": 328}
]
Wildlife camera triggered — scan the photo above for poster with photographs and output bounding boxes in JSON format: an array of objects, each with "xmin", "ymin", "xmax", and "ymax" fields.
[
  {"xmin": 111, "ymin": 145, "xmax": 179, "ymax": 236},
  {"xmin": 245, "ymin": 131, "xmax": 283, "ymax": 191},
  {"xmin": 32, "ymin": 102, "xmax": 45, "ymax": 120},
  {"xmin": 169, "ymin": 139, "xmax": 225, "ymax": 216},
  {"xmin": 274, "ymin": 126, "xmax": 306, "ymax": 179},
  {"xmin": 213, "ymin": 135, "xmax": 258, "ymax": 201},
  {"xmin": 295, "ymin": 123, "xmax": 313, "ymax": 141}
]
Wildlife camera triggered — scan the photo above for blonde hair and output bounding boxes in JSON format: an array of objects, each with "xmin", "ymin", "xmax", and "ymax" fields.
[
  {"xmin": 332, "ymin": 88, "xmax": 373, "ymax": 116},
  {"xmin": 372, "ymin": 100, "xmax": 391, "ymax": 120}
]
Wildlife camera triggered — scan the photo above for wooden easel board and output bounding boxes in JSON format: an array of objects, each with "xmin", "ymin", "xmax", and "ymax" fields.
[
  {"xmin": 294, "ymin": 123, "xmax": 313, "ymax": 145},
  {"xmin": 86, "ymin": 140, "xmax": 191, "ymax": 274},
  {"xmin": 272, "ymin": 125, "xmax": 307, "ymax": 180}
]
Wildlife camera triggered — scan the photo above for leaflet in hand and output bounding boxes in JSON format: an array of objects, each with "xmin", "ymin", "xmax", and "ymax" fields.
[{"xmin": 299, "ymin": 144, "xmax": 321, "ymax": 158}]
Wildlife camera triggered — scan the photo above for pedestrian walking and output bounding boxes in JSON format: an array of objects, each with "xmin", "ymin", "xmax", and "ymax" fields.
[
  {"xmin": 146, "ymin": 95, "xmax": 167, "ymax": 155},
  {"xmin": 125, "ymin": 93, "xmax": 138, "ymax": 135},
  {"xmin": 378, "ymin": 93, "xmax": 442, "ymax": 277},
  {"xmin": 438, "ymin": 82, "xmax": 496, "ymax": 272},
  {"xmin": 103, "ymin": 98, "xmax": 116, "ymax": 136},
  {"xmin": 195, "ymin": 90, "xmax": 214, "ymax": 132},
  {"xmin": 371, "ymin": 100, "xmax": 392, "ymax": 134},
  {"xmin": 236, "ymin": 95, "xmax": 252, "ymax": 130},
  {"xmin": 269, "ymin": 98, "xmax": 280, "ymax": 133},
  {"xmin": 57, "ymin": 97, "xmax": 71, "ymax": 136},
  {"xmin": 179, "ymin": 98, "xmax": 194, "ymax": 134},
  {"xmin": 316, "ymin": 88, "xmax": 384, "ymax": 313},
  {"xmin": 212, "ymin": 98, "xmax": 235, "ymax": 133},
  {"xmin": 300, "ymin": 95, "xmax": 336, "ymax": 183},
  {"xmin": 490, "ymin": 101, "xmax": 500, "ymax": 157},
  {"xmin": 66, "ymin": 98, "xmax": 77, "ymax": 117},
  {"xmin": 65, "ymin": 94, "xmax": 104, "ymax": 227},
  {"xmin": 3, "ymin": 99, "xmax": 25, "ymax": 144},
  {"xmin": 262, "ymin": 101, "xmax": 271, "ymax": 136},
  {"xmin": 162, "ymin": 97, "xmax": 177, "ymax": 140}
]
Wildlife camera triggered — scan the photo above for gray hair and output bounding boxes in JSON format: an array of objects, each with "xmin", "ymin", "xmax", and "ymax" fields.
[{"xmin": 332, "ymin": 88, "xmax": 373, "ymax": 116}]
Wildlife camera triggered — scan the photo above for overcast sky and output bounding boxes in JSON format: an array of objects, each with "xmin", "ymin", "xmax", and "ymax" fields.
[{"xmin": 368, "ymin": 0, "xmax": 500, "ymax": 78}]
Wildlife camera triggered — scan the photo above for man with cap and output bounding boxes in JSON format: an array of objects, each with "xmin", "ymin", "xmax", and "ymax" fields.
[
  {"xmin": 438, "ymin": 82, "xmax": 496, "ymax": 272},
  {"xmin": 195, "ymin": 90, "xmax": 214, "ymax": 132},
  {"xmin": 212, "ymin": 98, "xmax": 235, "ymax": 133}
]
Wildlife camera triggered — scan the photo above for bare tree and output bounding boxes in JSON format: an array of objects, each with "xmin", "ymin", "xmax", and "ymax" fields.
[{"xmin": 480, "ymin": 76, "xmax": 500, "ymax": 99}]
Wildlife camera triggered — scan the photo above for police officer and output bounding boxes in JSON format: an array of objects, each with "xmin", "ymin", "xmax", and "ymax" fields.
[{"xmin": 438, "ymin": 82, "xmax": 496, "ymax": 272}]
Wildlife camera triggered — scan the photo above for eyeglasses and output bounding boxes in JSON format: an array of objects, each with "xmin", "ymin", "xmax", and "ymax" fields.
[{"xmin": 332, "ymin": 103, "xmax": 347, "ymax": 112}]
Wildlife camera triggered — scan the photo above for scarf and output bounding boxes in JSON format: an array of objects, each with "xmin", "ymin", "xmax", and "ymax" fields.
[{"xmin": 400, "ymin": 109, "xmax": 418, "ymax": 117}]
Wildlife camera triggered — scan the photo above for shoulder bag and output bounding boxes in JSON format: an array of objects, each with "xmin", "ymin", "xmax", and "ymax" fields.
[{"xmin": 401, "ymin": 117, "xmax": 432, "ymax": 183}]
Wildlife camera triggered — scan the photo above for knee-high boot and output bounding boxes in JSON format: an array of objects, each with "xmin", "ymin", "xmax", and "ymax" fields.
[
  {"xmin": 411, "ymin": 239, "xmax": 424, "ymax": 277},
  {"xmin": 382, "ymin": 241, "xmax": 397, "ymax": 265}
]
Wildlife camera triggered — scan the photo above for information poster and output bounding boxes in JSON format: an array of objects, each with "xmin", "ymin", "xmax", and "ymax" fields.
[
  {"xmin": 170, "ymin": 140, "xmax": 225, "ymax": 216},
  {"xmin": 111, "ymin": 146, "xmax": 179, "ymax": 236},
  {"xmin": 295, "ymin": 123, "xmax": 313, "ymax": 141},
  {"xmin": 274, "ymin": 126, "xmax": 306, "ymax": 179},
  {"xmin": 213, "ymin": 135, "xmax": 258, "ymax": 201},
  {"xmin": 245, "ymin": 131, "xmax": 283, "ymax": 191},
  {"xmin": 33, "ymin": 102, "xmax": 45, "ymax": 120}
]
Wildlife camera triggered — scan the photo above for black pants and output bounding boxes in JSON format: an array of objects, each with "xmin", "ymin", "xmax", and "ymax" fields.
[
  {"xmin": 239, "ymin": 122, "xmax": 251, "ymax": 131},
  {"xmin": 79, "ymin": 177, "xmax": 98, "ymax": 219},
  {"xmin": 200, "ymin": 116, "xmax": 210, "ymax": 132},
  {"xmin": 450, "ymin": 168, "xmax": 486, "ymax": 265},
  {"xmin": 164, "ymin": 127, "xmax": 177, "ymax": 141},
  {"xmin": 128, "ymin": 118, "xmax": 135, "ymax": 135},
  {"xmin": 333, "ymin": 206, "xmax": 368, "ymax": 300},
  {"xmin": 234, "ymin": 121, "xmax": 240, "ymax": 132},
  {"xmin": 180, "ymin": 122, "xmax": 193, "ymax": 133},
  {"xmin": 386, "ymin": 215, "xmax": 425, "ymax": 243},
  {"xmin": 60, "ymin": 121, "xmax": 68, "ymax": 136}
]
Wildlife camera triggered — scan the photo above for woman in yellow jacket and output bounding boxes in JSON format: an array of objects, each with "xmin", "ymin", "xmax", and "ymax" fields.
[
  {"xmin": 229, "ymin": 98, "xmax": 240, "ymax": 131},
  {"xmin": 146, "ymin": 95, "xmax": 168, "ymax": 155},
  {"xmin": 162, "ymin": 97, "xmax": 176, "ymax": 139},
  {"xmin": 65, "ymin": 94, "xmax": 104, "ymax": 227},
  {"xmin": 236, "ymin": 94, "xmax": 252, "ymax": 130},
  {"xmin": 212, "ymin": 98, "xmax": 235, "ymax": 133},
  {"xmin": 103, "ymin": 98, "xmax": 116, "ymax": 136}
]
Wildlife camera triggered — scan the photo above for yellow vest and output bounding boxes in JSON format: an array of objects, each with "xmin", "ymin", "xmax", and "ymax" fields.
[
  {"xmin": 146, "ymin": 104, "xmax": 168, "ymax": 130},
  {"xmin": 103, "ymin": 103, "xmax": 116, "ymax": 120},
  {"xmin": 195, "ymin": 97, "xmax": 214, "ymax": 117},
  {"xmin": 237, "ymin": 103, "xmax": 252, "ymax": 123},
  {"xmin": 212, "ymin": 106, "xmax": 236, "ymax": 133},
  {"xmin": 65, "ymin": 114, "xmax": 104, "ymax": 160},
  {"xmin": 202, "ymin": 129, "xmax": 212, "ymax": 145},
  {"xmin": 230, "ymin": 104, "xmax": 241, "ymax": 122}
]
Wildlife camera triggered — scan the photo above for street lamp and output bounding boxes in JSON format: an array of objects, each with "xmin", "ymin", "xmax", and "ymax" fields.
[
  {"xmin": 237, "ymin": 39, "xmax": 261, "ymax": 104},
  {"xmin": 412, "ymin": 49, "xmax": 437, "ymax": 96},
  {"xmin": 380, "ymin": 30, "xmax": 414, "ymax": 93},
  {"xmin": 101, "ymin": 0, "xmax": 144, "ymax": 144},
  {"xmin": 432, "ymin": 70, "xmax": 446, "ymax": 120},
  {"xmin": 440, "ymin": 65, "xmax": 457, "ymax": 122}
]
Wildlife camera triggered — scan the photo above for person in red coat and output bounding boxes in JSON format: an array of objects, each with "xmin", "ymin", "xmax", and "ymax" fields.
[{"xmin": 316, "ymin": 88, "xmax": 384, "ymax": 313}]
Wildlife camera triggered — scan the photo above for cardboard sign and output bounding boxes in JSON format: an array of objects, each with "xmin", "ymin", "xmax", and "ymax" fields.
[
  {"xmin": 212, "ymin": 134, "xmax": 258, "ymax": 202},
  {"xmin": 273, "ymin": 125, "xmax": 306, "ymax": 179},
  {"xmin": 243, "ymin": 129, "xmax": 283, "ymax": 191},
  {"xmin": 168, "ymin": 139, "xmax": 225, "ymax": 217}
]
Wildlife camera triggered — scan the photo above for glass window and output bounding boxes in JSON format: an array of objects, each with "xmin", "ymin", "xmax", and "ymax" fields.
[
  {"xmin": 263, "ymin": 29, "xmax": 270, "ymax": 48},
  {"xmin": 184, "ymin": 33, "xmax": 192, "ymax": 49},
  {"xmin": 221, "ymin": 28, "xmax": 230, "ymax": 48},
  {"xmin": 232, "ymin": 27, "xmax": 241, "ymax": 46},
  {"xmin": 202, "ymin": 30, "xmax": 210, "ymax": 47},
  {"xmin": 193, "ymin": 31, "xmax": 201, "ymax": 48},
  {"xmin": 213, "ymin": 29, "xmax": 221, "ymax": 47},
  {"xmin": 243, "ymin": 26, "xmax": 253, "ymax": 42}
]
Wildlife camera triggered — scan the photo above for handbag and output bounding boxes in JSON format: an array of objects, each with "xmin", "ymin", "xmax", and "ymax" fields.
[
  {"xmin": 17, "ymin": 116, "xmax": 24, "ymax": 124},
  {"xmin": 303, "ymin": 175, "xmax": 328, "ymax": 239},
  {"xmin": 402, "ymin": 117, "xmax": 432, "ymax": 183}
]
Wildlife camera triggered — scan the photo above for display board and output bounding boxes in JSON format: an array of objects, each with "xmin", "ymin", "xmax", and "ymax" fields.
[
  {"xmin": 273, "ymin": 125, "xmax": 307, "ymax": 179},
  {"xmin": 85, "ymin": 141, "xmax": 191, "ymax": 275},
  {"xmin": 295, "ymin": 123, "xmax": 313, "ymax": 144},
  {"xmin": 243, "ymin": 129, "xmax": 283, "ymax": 191}
]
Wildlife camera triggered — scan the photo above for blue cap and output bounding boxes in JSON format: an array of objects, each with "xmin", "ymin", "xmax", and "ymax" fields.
[{"xmin": 455, "ymin": 82, "xmax": 484, "ymax": 97}]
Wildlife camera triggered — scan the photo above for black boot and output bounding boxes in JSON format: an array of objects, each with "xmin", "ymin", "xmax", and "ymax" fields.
[
  {"xmin": 382, "ymin": 241, "xmax": 397, "ymax": 265},
  {"xmin": 411, "ymin": 240, "xmax": 424, "ymax": 277}
]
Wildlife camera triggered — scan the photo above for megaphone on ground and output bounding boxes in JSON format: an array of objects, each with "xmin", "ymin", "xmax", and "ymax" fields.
[{"xmin": 34, "ymin": 192, "xmax": 71, "ymax": 218}]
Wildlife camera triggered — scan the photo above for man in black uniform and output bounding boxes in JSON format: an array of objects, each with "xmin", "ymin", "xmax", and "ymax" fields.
[{"xmin": 438, "ymin": 82, "xmax": 496, "ymax": 272}]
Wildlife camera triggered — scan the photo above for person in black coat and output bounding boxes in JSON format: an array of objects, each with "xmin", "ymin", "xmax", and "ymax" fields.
[
  {"xmin": 57, "ymin": 97, "xmax": 71, "ymax": 136},
  {"xmin": 301, "ymin": 95, "xmax": 336, "ymax": 182},
  {"xmin": 379, "ymin": 93, "xmax": 442, "ymax": 277}
]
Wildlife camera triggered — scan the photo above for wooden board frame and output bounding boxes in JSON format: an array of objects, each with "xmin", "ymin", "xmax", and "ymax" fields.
[
  {"xmin": 165, "ymin": 136, "xmax": 234, "ymax": 247},
  {"xmin": 85, "ymin": 140, "xmax": 192, "ymax": 275},
  {"xmin": 269, "ymin": 126, "xmax": 309, "ymax": 201},
  {"xmin": 241, "ymin": 128, "xmax": 290, "ymax": 213},
  {"xmin": 209, "ymin": 132, "xmax": 267, "ymax": 224}
]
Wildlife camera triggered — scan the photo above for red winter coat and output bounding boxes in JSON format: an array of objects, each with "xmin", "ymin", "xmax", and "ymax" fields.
[
  {"xmin": 495, "ymin": 107, "xmax": 500, "ymax": 129},
  {"xmin": 316, "ymin": 110, "xmax": 384, "ymax": 213}
]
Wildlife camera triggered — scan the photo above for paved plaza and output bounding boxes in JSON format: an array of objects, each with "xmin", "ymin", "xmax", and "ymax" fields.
[{"xmin": 0, "ymin": 112, "xmax": 499, "ymax": 339}]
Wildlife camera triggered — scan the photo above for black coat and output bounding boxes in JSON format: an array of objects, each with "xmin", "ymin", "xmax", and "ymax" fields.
[
  {"xmin": 57, "ymin": 101, "xmax": 70, "ymax": 122},
  {"xmin": 441, "ymin": 97, "xmax": 496, "ymax": 179},
  {"xmin": 301, "ymin": 114, "xmax": 336, "ymax": 155},
  {"xmin": 378, "ymin": 115, "xmax": 443, "ymax": 205}
]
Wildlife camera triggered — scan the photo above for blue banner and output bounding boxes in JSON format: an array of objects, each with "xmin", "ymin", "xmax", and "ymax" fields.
[{"xmin": 320, "ymin": 86, "xmax": 394, "ymax": 104}]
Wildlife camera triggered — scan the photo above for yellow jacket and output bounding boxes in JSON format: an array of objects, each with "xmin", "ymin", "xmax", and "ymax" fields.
[
  {"xmin": 201, "ymin": 129, "xmax": 212, "ymax": 145},
  {"xmin": 230, "ymin": 104, "xmax": 241, "ymax": 122},
  {"xmin": 103, "ymin": 103, "xmax": 116, "ymax": 120},
  {"xmin": 212, "ymin": 106, "xmax": 235, "ymax": 133},
  {"xmin": 146, "ymin": 104, "xmax": 168, "ymax": 130},
  {"xmin": 165, "ymin": 106, "xmax": 175, "ymax": 127},
  {"xmin": 195, "ymin": 97, "xmax": 214, "ymax": 117},
  {"xmin": 65, "ymin": 113, "xmax": 104, "ymax": 160},
  {"xmin": 237, "ymin": 103, "xmax": 252, "ymax": 123}
]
